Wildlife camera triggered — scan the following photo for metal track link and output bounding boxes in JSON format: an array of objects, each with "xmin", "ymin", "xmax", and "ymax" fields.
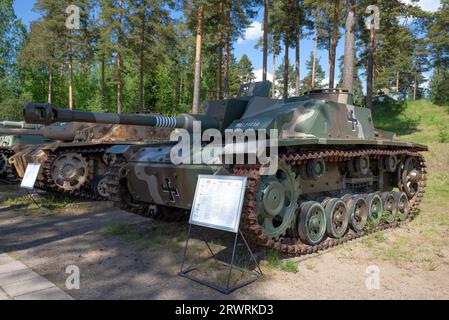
[
  {"xmin": 37, "ymin": 147, "xmax": 107, "ymax": 201},
  {"xmin": 234, "ymin": 147, "xmax": 427, "ymax": 255}
]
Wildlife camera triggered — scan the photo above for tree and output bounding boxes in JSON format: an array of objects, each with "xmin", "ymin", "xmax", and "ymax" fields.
[
  {"xmin": 0, "ymin": 0, "xmax": 26, "ymax": 119},
  {"xmin": 32, "ymin": 0, "xmax": 92, "ymax": 110},
  {"xmin": 192, "ymin": 2, "xmax": 204, "ymax": 114},
  {"xmin": 275, "ymin": 61, "xmax": 295, "ymax": 97},
  {"xmin": 237, "ymin": 54, "xmax": 255, "ymax": 83},
  {"xmin": 302, "ymin": 52, "xmax": 325, "ymax": 92},
  {"xmin": 342, "ymin": 0, "xmax": 356, "ymax": 92},
  {"xmin": 338, "ymin": 55, "xmax": 364, "ymax": 106}
]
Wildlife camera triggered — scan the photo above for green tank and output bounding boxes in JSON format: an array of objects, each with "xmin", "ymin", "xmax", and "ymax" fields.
[
  {"xmin": 0, "ymin": 121, "xmax": 52, "ymax": 180},
  {"xmin": 24, "ymin": 81, "xmax": 427, "ymax": 254}
]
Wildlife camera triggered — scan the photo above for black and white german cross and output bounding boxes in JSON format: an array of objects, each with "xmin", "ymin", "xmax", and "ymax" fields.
[
  {"xmin": 162, "ymin": 178, "xmax": 180, "ymax": 203},
  {"xmin": 347, "ymin": 110, "xmax": 359, "ymax": 132}
]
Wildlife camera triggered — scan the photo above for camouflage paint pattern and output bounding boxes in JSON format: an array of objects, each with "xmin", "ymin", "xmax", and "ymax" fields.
[{"xmin": 23, "ymin": 82, "xmax": 428, "ymax": 210}]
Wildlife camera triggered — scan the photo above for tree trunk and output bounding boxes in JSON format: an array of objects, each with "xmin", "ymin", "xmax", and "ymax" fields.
[
  {"xmin": 139, "ymin": 13, "xmax": 145, "ymax": 113},
  {"xmin": 342, "ymin": 0, "xmax": 356, "ymax": 92},
  {"xmin": 295, "ymin": 4, "xmax": 301, "ymax": 95},
  {"xmin": 68, "ymin": 38, "xmax": 73, "ymax": 110},
  {"xmin": 366, "ymin": 24, "xmax": 376, "ymax": 109},
  {"xmin": 48, "ymin": 62, "xmax": 53, "ymax": 104},
  {"xmin": 192, "ymin": 4, "xmax": 205, "ymax": 114},
  {"xmin": 217, "ymin": 38, "xmax": 223, "ymax": 99},
  {"xmin": 329, "ymin": 0, "xmax": 340, "ymax": 89},
  {"xmin": 312, "ymin": 26, "xmax": 318, "ymax": 89},
  {"xmin": 223, "ymin": 0, "xmax": 231, "ymax": 98},
  {"xmin": 272, "ymin": 53, "xmax": 276, "ymax": 98},
  {"xmin": 100, "ymin": 56, "xmax": 105, "ymax": 100},
  {"xmin": 396, "ymin": 71, "xmax": 399, "ymax": 94},
  {"xmin": 263, "ymin": 0, "xmax": 269, "ymax": 81},
  {"xmin": 116, "ymin": 0, "xmax": 123, "ymax": 114},
  {"xmin": 283, "ymin": 41, "xmax": 289, "ymax": 99},
  {"xmin": 413, "ymin": 73, "xmax": 418, "ymax": 100}
]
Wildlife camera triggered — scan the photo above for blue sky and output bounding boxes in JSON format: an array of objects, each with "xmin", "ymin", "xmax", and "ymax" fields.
[{"xmin": 14, "ymin": 0, "xmax": 439, "ymax": 89}]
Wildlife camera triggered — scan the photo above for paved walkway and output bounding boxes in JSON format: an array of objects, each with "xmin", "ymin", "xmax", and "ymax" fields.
[{"xmin": 0, "ymin": 252, "xmax": 73, "ymax": 300}]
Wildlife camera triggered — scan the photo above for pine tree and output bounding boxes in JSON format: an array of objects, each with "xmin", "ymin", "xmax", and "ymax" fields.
[
  {"xmin": 237, "ymin": 54, "xmax": 255, "ymax": 83},
  {"xmin": 302, "ymin": 52, "xmax": 325, "ymax": 92}
]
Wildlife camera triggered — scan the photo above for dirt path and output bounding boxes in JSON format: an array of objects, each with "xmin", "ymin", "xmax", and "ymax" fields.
[{"xmin": 1, "ymin": 182, "xmax": 448, "ymax": 300}]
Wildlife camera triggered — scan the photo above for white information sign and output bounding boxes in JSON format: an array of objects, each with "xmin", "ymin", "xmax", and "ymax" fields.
[
  {"xmin": 20, "ymin": 163, "xmax": 42, "ymax": 190},
  {"xmin": 189, "ymin": 175, "xmax": 247, "ymax": 233}
]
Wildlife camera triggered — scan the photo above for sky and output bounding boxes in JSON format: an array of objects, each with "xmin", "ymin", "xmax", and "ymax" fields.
[{"xmin": 13, "ymin": 0, "xmax": 440, "ymax": 88}]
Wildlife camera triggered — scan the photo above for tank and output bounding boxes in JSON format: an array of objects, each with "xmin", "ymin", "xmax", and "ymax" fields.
[
  {"xmin": 9, "ymin": 120, "xmax": 172, "ymax": 199},
  {"xmin": 24, "ymin": 81, "xmax": 427, "ymax": 254},
  {"xmin": 0, "ymin": 121, "xmax": 52, "ymax": 180}
]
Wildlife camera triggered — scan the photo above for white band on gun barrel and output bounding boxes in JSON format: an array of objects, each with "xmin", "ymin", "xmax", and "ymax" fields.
[{"xmin": 155, "ymin": 116, "xmax": 177, "ymax": 128}]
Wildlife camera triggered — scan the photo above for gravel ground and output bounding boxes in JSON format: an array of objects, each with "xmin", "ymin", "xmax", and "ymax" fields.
[{"xmin": 1, "ymin": 184, "xmax": 448, "ymax": 300}]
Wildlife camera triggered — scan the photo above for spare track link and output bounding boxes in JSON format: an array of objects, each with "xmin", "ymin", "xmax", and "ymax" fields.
[
  {"xmin": 36, "ymin": 147, "xmax": 107, "ymax": 201},
  {"xmin": 233, "ymin": 148, "xmax": 427, "ymax": 255}
]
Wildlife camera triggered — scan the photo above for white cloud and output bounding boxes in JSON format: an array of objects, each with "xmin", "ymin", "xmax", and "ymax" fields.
[
  {"xmin": 401, "ymin": 0, "xmax": 440, "ymax": 12},
  {"xmin": 254, "ymin": 68, "xmax": 273, "ymax": 82},
  {"xmin": 237, "ymin": 21, "xmax": 263, "ymax": 44},
  {"xmin": 321, "ymin": 77, "xmax": 329, "ymax": 87}
]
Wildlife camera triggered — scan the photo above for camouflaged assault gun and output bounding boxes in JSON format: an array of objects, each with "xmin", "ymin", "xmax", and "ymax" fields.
[
  {"xmin": 11, "ymin": 119, "xmax": 172, "ymax": 199},
  {"xmin": 0, "ymin": 121, "xmax": 52, "ymax": 181},
  {"xmin": 24, "ymin": 81, "xmax": 427, "ymax": 254}
]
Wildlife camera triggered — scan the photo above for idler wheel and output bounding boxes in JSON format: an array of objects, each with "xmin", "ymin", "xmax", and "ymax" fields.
[
  {"xmin": 381, "ymin": 192, "xmax": 397, "ymax": 224},
  {"xmin": 324, "ymin": 198, "xmax": 349, "ymax": 239},
  {"xmin": 297, "ymin": 201, "xmax": 327, "ymax": 245},
  {"xmin": 51, "ymin": 153, "xmax": 88, "ymax": 191},
  {"xmin": 366, "ymin": 193, "xmax": 383, "ymax": 227},
  {"xmin": 344, "ymin": 195, "xmax": 368, "ymax": 232},
  {"xmin": 394, "ymin": 192, "xmax": 410, "ymax": 221}
]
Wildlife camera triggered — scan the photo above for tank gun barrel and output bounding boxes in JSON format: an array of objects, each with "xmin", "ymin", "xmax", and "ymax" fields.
[
  {"xmin": 24, "ymin": 103, "xmax": 220, "ymax": 132},
  {"xmin": 0, "ymin": 128, "xmax": 42, "ymax": 136},
  {"xmin": 0, "ymin": 121, "xmax": 43, "ymax": 130}
]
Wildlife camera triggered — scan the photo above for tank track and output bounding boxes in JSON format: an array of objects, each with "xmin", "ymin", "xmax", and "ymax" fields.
[
  {"xmin": 36, "ymin": 147, "xmax": 107, "ymax": 201},
  {"xmin": 234, "ymin": 147, "xmax": 427, "ymax": 254},
  {"xmin": 0, "ymin": 149, "xmax": 20, "ymax": 184},
  {"xmin": 106, "ymin": 158, "xmax": 189, "ymax": 222},
  {"xmin": 104, "ymin": 147, "xmax": 426, "ymax": 256}
]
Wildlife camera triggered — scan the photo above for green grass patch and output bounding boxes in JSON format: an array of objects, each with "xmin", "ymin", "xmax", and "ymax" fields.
[
  {"xmin": 0, "ymin": 193, "xmax": 70, "ymax": 212},
  {"xmin": 280, "ymin": 260, "xmax": 298, "ymax": 273},
  {"xmin": 101, "ymin": 222, "xmax": 185, "ymax": 253}
]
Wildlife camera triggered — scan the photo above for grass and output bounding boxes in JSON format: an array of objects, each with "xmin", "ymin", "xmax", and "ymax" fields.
[
  {"xmin": 263, "ymin": 249, "xmax": 298, "ymax": 273},
  {"xmin": 0, "ymin": 193, "xmax": 71, "ymax": 214},
  {"xmin": 338, "ymin": 99, "xmax": 449, "ymax": 271},
  {"xmin": 101, "ymin": 222, "xmax": 185, "ymax": 253}
]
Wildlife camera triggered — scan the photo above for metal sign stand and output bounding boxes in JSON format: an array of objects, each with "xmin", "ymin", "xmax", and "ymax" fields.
[
  {"xmin": 179, "ymin": 225, "xmax": 262, "ymax": 295},
  {"xmin": 20, "ymin": 163, "xmax": 42, "ymax": 209},
  {"xmin": 178, "ymin": 174, "xmax": 262, "ymax": 295}
]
